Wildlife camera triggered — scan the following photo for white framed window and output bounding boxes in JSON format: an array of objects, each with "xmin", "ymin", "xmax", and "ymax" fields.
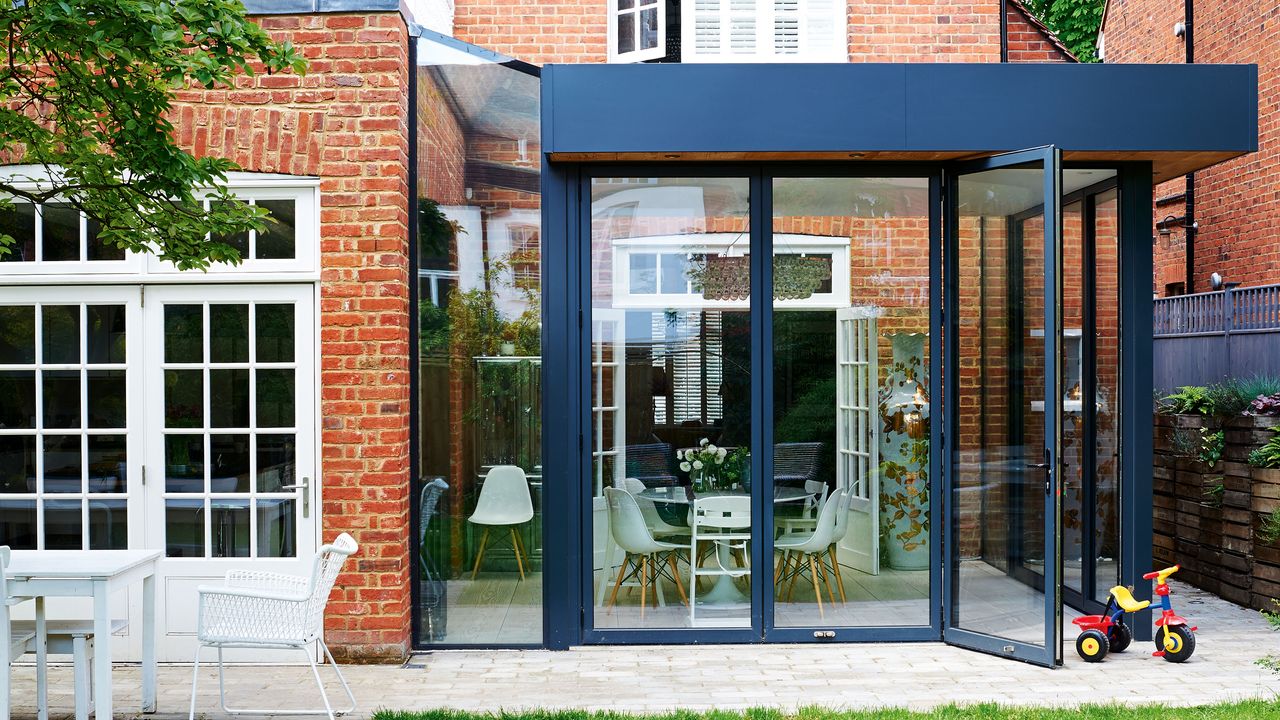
[
  {"xmin": 683, "ymin": 0, "xmax": 846, "ymax": 62},
  {"xmin": 0, "ymin": 169, "xmax": 320, "ymax": 282},
  {"xmin": 609, "ymin": 0, "xmax": 667, "ymax": 62},
  {"xmin": 608, "ymin": 232, "xmax": 851, "ymax": 309}
]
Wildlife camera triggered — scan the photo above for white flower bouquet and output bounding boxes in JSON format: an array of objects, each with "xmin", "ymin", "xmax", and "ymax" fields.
[{"xmin": 678, "ymin": 438, "xmax": 731, "ymax": 492}]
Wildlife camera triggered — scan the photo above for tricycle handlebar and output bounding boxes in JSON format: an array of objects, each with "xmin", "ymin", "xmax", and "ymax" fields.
[{"xmin": 1143, "ymin": 565, "xmax": 1179, "ymax": 582}]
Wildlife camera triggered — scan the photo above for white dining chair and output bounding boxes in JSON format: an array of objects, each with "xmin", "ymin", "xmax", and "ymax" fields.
[
  {"xmin": 189, "ymin": 533, "xmax": 358, "ymax": 720},
  {"xmin": 603, "ymin": 488, "xmax": 687, "ymax": 616},
  {"xmin": 468, "ymin": 465, "xmax": 534, "ymax": 580},
  {"xmin": 689, "ymin": 495, "xmax": 752, "ymax": 625},
  {"xmin": 775, "ymin": 489, "xmax": 850, "ymax": 616},
  {"xmin": 777, "ymin": 479, "xmax": 829, "ymax": 535}
]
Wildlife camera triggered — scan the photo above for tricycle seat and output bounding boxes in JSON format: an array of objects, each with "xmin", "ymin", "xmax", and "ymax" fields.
[{"xmin": 1109, "ymin": 585, "xmax": 1150, "ymax": 612}]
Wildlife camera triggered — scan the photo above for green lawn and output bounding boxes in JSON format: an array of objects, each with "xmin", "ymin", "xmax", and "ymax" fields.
[{"xmin": 375, "ymin": 702, "xmax": 1280, "ymax": 720}]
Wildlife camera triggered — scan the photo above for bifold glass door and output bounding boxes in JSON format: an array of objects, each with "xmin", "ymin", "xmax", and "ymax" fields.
[
  {"xmin": 583, "ymin": 171, "xmax": 938, "ymax": 641},
  {"xmin": 944, "ymin": 147, "xmax": 1064, "ymax": 667}
]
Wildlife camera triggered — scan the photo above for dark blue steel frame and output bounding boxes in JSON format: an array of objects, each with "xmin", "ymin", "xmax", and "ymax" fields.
[{"xmin": 941, "ymin": 147, "xmax": 1063, "ymax": 668}]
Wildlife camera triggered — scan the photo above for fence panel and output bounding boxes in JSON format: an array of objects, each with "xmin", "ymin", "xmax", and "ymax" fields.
[{"xmin": 1153, "ymin": 283, "xmax": 1280, "ymax": 390}]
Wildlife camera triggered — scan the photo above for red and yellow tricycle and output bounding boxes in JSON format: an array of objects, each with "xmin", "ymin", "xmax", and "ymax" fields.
[{"xmin": 1072, "ymin": 565, "xmax": 1197, "ymax": 663}]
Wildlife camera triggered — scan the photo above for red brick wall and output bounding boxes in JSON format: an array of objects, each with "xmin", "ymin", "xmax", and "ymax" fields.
[
  {"xmin": 1006, "ymin": 2, "xmax": 1075, "ymax": 62},
  {"xmin": 847, "ymin": 2, "xmax": 1002, "ymax": 63},
  {"xmin": 172, "ymin": 12, "xmax": 413, "ymax": 663},
  {"xmin": 1105, "ymin": 0, "xmax": 1280, "ymax": 293},
  {"xmin": 454, "ymin": 0, "xmax": 608, "ymax": 63}
]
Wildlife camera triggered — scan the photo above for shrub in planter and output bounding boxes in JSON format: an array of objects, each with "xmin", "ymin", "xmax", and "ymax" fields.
[
  {"xmin": 1250, "ymin": 393, "xmax": 1280, "ymax": 416},
  {"xmin": 1248, "ymin": 428, "xmax": 1280, "ymax": 469},
  {"xmin": 1161, "ymin": 386, "xmax": 1215, "ymax": 415}
]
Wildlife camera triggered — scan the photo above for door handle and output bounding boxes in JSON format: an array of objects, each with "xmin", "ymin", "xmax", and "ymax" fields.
[
  {"xmin": 280, "ymin": 476, "xmax": 311, "ymax": 518},
  {"xmin": 1025, "ymin": 463, "xmax": 1050, "ymax": 470}
]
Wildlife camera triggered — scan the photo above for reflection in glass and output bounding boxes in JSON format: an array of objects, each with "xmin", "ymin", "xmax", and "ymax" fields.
[
  {"xmin": 210, "ymin": 304, "xmax": 249, "ymax": 363},
  {"xmin": 209, "ymin": 369, "xmax": 250, "ymax": 428},
  {"xmin": 88, "ymin": 499, "xmax": 128, "ymax": 549},
  {"xmin": 87, "ymin": 218, "xmax": 126, "ymax": 261},
  {"xmin": 165, "ymin": 369, "xmax": 203, "ymax": 428},
  {"xmin": 1094, "ymin": 190, "xmax": 1122, "ymax": 602},
  {"xmin": 86, "ymin": 305, "xmax": 126, "ymax": 363},
  {"xmin": 44, "ymin": 499, "xmax": 83, "ymax": 549},
  {"xmin": 87, "ymin": 435, "xmax": 127, "ymax": 492},
  {"xmin": 42, "ymin": 305, "xmax": 79, "ymax": 363},
  {"xmin": 591, "ymin": 176, "xmax": 752, "ymax": 630},
  {"xmin": 43, "ymin": 435, "xmax": 82, "ymax": 493},
  {"xmin": 211, "ymin": 499, "xmax": 250, "ymax": 558},
  {"xmin": 772, "ymin": 177, "xmax": 931, "ymax": 628},
  {"xmin": 256, "ymin": 200, "xmax": 296, "ymax": 260},
  {"xmin": 164, "ymin": 305, "xmax": 203, "ymax": 363},
  {"xmin": 210, "ymin": 434, "xmax": 251, "ymax": 493},
  {"xmin": 0, "ymin": 306, "xmax": 34, "ymax": 362},
  {"xmin": 165, "ymin": 499, "xmax": 204, "ymax": 557},
  {"xmin": 256, "ymin": 434, "xmax": 295, "ymax": 492},
  {"xmin": 42, "ymin": 204, "xmax": 80, "ymax": 262},
  {"xmin": 0, "ymin": 499, "xmax": 37, "ymax": 549},
  {"xmin": 257, "ymin": 499, "xmax": 296, "ymax": 557},
  {"xmin": 256, "ymin": 369, "xmax": 295, "ymax": 427},
  {"xmin": 42, "ymin": 370, "xmax": 81, "ymax": 428},
  {"xmin": 953, "ymin": 164, "xmax": 1049, "ymax": 647},
  {"xmin": 0, "ymin": 204, "xmax": 36, "ymax": 262},
  {"xmin": 256, "ymin": 304, "xmax": 295, "ymax": 362},
  {"xmin": 87, "ymin": 370, "xmax": 126, "ymax": 428},
  {"xmin": 0, "ymin": 436, "xmax": 35, "ymax": 493},
  {"xmin": 0, "ymin": 371, "xmax": 35, "ymax": 428},
  {"xmin": 413, "ymin": 38, "xmax": 542, "ymax": 645},
  {"xmin": 165, "ymin": 434, "xmax": 205, "ymax": 493}
]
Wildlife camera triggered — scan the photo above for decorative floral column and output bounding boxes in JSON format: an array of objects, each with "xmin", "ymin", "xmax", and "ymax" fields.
[{"xmin": 879, "ymin": 332, "xmax": 930, "ymax": 570}]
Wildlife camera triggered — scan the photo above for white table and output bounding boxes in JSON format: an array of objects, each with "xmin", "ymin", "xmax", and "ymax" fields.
[{"xmin": 7, "ymin": 550, "xmax": 161, "ymax": 719}]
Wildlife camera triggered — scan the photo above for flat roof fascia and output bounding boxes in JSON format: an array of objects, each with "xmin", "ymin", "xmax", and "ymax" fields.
[
  {"xmin": 242, "ymin": 0, "xmax": 404, "ymax": 15},
  {"xmin": 543, "ymin": 63, "xmax": 1257, "ymax": 158}
]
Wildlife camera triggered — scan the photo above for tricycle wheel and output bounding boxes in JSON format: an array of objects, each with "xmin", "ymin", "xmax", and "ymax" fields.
[
  {"xmin": 1107, "ymin": 622, "xmax": 1132, "ymax": 653},
  {"xmin": 1156, "ymin": 625, "xmax": 1195, "ymax": 663},
  {"xmin": 1076, "ymin": 629, "xmax": 1110, "ymax": 663}
]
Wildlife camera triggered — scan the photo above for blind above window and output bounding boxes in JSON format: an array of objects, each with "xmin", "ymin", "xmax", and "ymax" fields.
[{"xmin": 683, "ymin": 0, "xmax": 846, "ymax": 62}]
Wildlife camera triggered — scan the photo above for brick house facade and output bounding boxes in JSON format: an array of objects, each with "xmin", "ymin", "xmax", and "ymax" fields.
[{"xmin": 1101, "ymin": 0, "xmax": 1280, "ymax": 294}]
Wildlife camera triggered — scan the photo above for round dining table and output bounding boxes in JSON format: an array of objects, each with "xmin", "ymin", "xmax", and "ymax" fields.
[{"xmin": 636, "ymin": 485, "xmax": 812, "ymax": 605}]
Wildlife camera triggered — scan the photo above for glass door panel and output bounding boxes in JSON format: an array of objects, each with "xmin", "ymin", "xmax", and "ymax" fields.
[
  {"xmin": 770, "ymin": 176, "xmax": 933, "ymax": 629},
  {"xmin": 946, "ymin": 149, "xmax": 1062, "ymax": 666},
  {"xmin": 588, "ymin": 175, "xmax": 754, "ymax": 631}
]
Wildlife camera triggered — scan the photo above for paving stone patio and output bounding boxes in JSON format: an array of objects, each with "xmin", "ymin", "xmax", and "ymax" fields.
[{"xmin": 8, "ymin": 582, "xmax": 1280, "ymax": 718}]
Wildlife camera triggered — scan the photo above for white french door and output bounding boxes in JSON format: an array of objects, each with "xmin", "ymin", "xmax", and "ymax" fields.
[
  {"xmin": 836, "ymin": 306, "xmax": 879, "ymax": 575},
  {"xmin": 142, "ymin": 284, "xmax": 318, "ymax": 661}
]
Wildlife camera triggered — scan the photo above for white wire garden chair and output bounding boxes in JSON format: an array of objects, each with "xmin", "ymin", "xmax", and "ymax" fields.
[{"xmin": 188, "ymin": 533, "xmax": 359, "ymax": 720}]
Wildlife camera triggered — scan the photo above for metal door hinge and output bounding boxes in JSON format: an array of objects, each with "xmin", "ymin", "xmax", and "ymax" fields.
[{"xmin": 141, "ymin": 465, "xmax": 146, "ymax": 486}]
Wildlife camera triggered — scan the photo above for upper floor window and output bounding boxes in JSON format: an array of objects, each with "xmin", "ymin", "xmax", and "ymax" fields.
[
  {"xmin": 608, "ymin": 0, "xmax": 846, "ymax": 63},
  {"xmin": 610, "ymin": 0, "xmax": 666, "ymax": 62}
]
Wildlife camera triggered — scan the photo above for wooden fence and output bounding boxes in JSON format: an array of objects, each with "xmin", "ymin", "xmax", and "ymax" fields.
[{"xmin": 1154, "ymin": 283, "xmax": 1280, "ymax": 389}]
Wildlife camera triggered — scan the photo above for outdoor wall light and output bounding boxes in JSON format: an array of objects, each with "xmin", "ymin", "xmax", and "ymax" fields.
[
  {"xmin": 1158, "ymin": 214, "xmax": 1198, "ymax": 235},
  {"xmin": 663, "ymin": 153, "xmax": 681, "ymax": 159},
  {"xmin": 848, "ymin": 152, "xmax": 866, "ymax": 159},
  {"xmin": 1174, "ymin": 21, "xmax": 1187, "ymax": 39}
]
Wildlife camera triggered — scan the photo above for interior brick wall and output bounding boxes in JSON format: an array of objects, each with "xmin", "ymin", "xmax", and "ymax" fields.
[
  {"xmin": 1104, "ymin": 0, "xmax": 1280, "ymax": 294},
  {"xmin": 170, "ymin": 12, "xmax": 413, "ymax": 663}
]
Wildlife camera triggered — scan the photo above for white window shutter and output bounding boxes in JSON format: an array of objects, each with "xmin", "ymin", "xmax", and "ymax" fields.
[{"xmin": 684, "ymin": 0, "xmax": 845, "ymax": 62}]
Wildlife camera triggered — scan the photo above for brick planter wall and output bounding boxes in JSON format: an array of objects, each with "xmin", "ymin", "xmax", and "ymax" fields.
[{"xmin": 1154, "ymin": 413, "xmax": 1280, "ymax": 610}]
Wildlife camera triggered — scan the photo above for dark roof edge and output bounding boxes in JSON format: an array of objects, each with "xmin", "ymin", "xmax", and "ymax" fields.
[
  {"xmin": 1007, "ymin": 0, "xmax": 1079, "ymax": 62},
  {"xmin": 242, "ymin": 0, "xmax": 409, "ymax": 19}
]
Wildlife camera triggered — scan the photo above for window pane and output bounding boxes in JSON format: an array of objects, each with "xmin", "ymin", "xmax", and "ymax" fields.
[
  {"xmin": 210, "ymin": 201, "xmax": 249, "ymax": 257},
  {"xmin": 256, "ymin": 200, "xmax": 296, "ymax": 260},
  {"xmin": 165, "ymin": 435, "xmax": 205, "ymax": 492},
  {"xmin": 43, "ymin": 434, "xmax": 82, "ymax": 493},
  {"xmin": 640, "ymin": 7, "xmax": 659, "ymax": 50},
  {"xmin": 210, "ymin": 499, "xmax": 250, "ymax": 557},
  {"xmin": 42, "ymin": 370, "xmax": 81, "ymax": 428},
  {"xmin": 0, "ymin": 306, "xmax": 35, "ymax": 363},
  {"xmin": 42, "ymin": 305, "xmax": 80, "ymax": 364},
  {"xmin": 256, "ymin": 304, "xmax": 294, "ymax": 362},
  {"xmin": 42, "ymin": 203, "xmax": 81, "ymax": 262},
  {"xmin": 86, "ymin": 305, "xmax": 127, "ymax": 364},
  {"xmin": 659, "ymin": 253, "xmax": 687, "ymax": 294},
  {"xmin": 629, "ymin": 253, "xmax": 656, "ymax": 294},
  {"xmin": 210, "ymin": 304, "xmax": 249, "ymax": 363},
  {"xmin": 88, "ymin": 499, "xmax": 128, "ymax": 549},
  {"xmin": 87, "ymin": 434, "xmax": 127, "ymax": 493},
  {"xmin": 210, "ymin": 369, "xmax": 250, "ymax": 428},
  {"xmin": 617, "ymin": 12, "xmax": 635, "ymax": 54},
  {"xmin": 0, "ymin": 499, "xmax": 37, "ymax": 549},
  {"xmin": 0, "ymin": 436, "xmax": 35, "ymax": 493},
  {"xmin": 256, "ymin": 369, "xmax": 295, "ymax": 428},
  {"xmin": 164, "ymin": 305, "xmax": 203, "ymax": 363},
  {"xmin": 256, "ymin": 434, "xmax": 295, "ymax": 492},
  {"xmin": 210, "ymin": 433, "xmax": 251, "ymax": 493},
  {"xmin": 87, "ymin": 369, "xmax": 126, "ymax": 428},
  {"xmin": 165, "ymin": 499, "xmax": 204, "ymax": 557},
  {"xmin": 44, "ymin": 499, "xmax": 83, "ymax": 550},
  {"xmin": 86, "ymin": 218, "xmax": 125, "ymax": 261},
  {"xmin": 256, "ymin": 498, "xmax": 296, "ymax": 557},
  {"xmin": 164, "ymin": 369, "xmax": 204, "ymax": 428},
  {"xmin": 0, "ymin": 204, "xmax": 36, "ymax": 262},
  {"xmin": 0, "ymin": 371, "xmax": 35, "ymax": 428}
]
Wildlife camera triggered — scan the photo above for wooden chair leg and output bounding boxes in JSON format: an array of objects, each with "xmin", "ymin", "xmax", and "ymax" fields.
[
  {"xmin": 607, "ymin": 554, "xmax": 631, "ymax": 613},
  {"xmin": 509, "ymin": 527, "xmax": 526, "ymax": 580},
  {"xmin": 815, "ymin": 551, "xmax": 835, "ymax": 605},
  {"xmin": 828, "ymin": 545, "xmax": 848, "ymax": 604},
  {"xmin": 787, "ymin": 552, "xmax": 804, "ymax": 601},
  {"xmin": 808, "ymin": 555, "xmax": 825, "ymax": 617},
  {"xmin": 639, "ymin": 556, "xmax": 649, "ymax": 618},
  {"xmin": 470, "ymin": 527, "xmax": 490, "ymax": 579},
  {"xmin": 668, "ymin": 553, "xmax": 689, "ymax": 606}
]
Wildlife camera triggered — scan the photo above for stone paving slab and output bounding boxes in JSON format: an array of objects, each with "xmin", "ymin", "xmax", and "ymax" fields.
[{"xmin": 7, "ymin": 583, "xmax": 1280, "ymax": 718}]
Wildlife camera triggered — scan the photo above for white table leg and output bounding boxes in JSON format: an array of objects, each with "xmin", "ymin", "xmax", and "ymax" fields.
[
  {"xmin": 35, "ymin": 596, "xmax": 47, "ymax": 720},
  {"xmin": 92, "ymin": 582, "xmax": 112, "ymax": 720},
  {"xmin": 142, "ymin": 572, "xmax": 156, "ymax": 713}
]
